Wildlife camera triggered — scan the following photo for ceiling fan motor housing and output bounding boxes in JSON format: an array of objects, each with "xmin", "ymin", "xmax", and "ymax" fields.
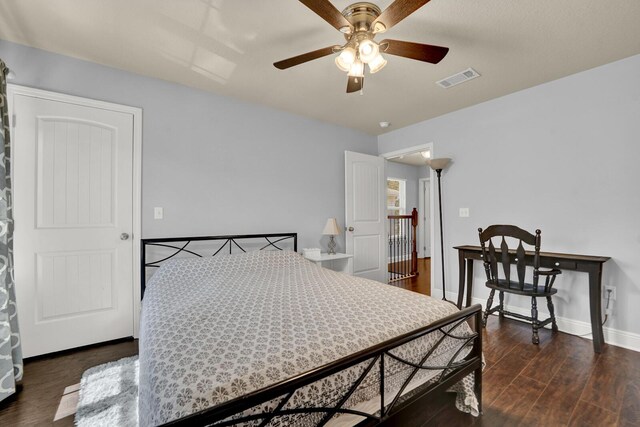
[{"xmin": 341, "ymin": 2, "xmax": 384, "ymax": 34}]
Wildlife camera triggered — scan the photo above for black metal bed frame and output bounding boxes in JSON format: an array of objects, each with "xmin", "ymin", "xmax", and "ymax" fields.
[
  {"xmin": 139, "ymin": 233, "xmax": 482, "ymax": 427},
  {"xmin": 140, "ymin": 233, "xmax": 298, "ymax": 297}
]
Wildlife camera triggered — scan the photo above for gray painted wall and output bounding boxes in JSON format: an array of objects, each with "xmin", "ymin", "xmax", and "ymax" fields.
[
  {"xmin": 379, "ymin": 54, "xmax": 640, "ymax": 338},
  {"xmin": 0, "ymin": 40, "xmax": 378, "ymax": 251},
  {"xmin": 418, "ymin": 165, "xmax": 430, "ymax": 180}
]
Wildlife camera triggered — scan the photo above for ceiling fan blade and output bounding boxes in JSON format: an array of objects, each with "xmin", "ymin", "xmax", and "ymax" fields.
[
  {"xmin": 372, "ymin": 0, "xmax": 432, "ymax": 33},
  {"xmin": 379, "ymin": 39, "xmax": 449, "ymax": 64},
  {"xmin": 274, "ymin": 46, "xmax": 339, "ymax": 70},
  {"xmin": 299, "ymin": 0, "xmax": 353, "ymax": 32},
  {"xmin": 346, "ymin": 76, "xmax": 364, "ymax": 93}
]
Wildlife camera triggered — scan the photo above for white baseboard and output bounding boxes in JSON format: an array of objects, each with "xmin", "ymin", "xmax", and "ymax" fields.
[{"xmin": 430, "ymin": 289, "xmax": 640, "ymax": 353}]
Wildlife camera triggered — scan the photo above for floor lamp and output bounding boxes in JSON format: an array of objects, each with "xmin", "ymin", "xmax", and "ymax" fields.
[{"xmin": 427, "ymin": 158, "xmax": 452, "ymax": 303}]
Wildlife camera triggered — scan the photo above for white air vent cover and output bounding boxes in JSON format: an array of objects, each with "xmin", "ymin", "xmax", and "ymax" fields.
[{"xmin": 436, "ymin": 68, "xmax": 480, "ymax": 88}]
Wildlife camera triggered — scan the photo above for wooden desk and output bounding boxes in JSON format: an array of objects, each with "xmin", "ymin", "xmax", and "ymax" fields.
[{"xmin": 454, "ymin": 245, "xmax": 611, "ymax": 353}]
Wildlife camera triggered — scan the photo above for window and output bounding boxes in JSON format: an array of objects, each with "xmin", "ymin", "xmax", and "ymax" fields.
[{"xmin": 387, "ymin": 178, "xmax": 406, "ymax": 217}]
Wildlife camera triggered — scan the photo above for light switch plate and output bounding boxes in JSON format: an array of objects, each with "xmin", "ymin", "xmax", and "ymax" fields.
[
  {"xmin": 154, "ymin": 207, "xmax": 163, "ymax": 220},
  {"xmin": 459, "ymin": 208, "xmax": 470, "ymax": 217}
]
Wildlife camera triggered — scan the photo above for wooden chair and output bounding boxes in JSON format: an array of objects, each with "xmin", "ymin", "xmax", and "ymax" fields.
[{"xmin": 478, "ymin": 225, "xmax": 561, "ymax": 344}]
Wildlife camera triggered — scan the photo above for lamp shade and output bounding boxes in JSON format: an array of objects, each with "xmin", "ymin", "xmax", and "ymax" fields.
[
  {"xmin": 426, "ymin": 157, "xmax": 452, "ymax": 171},
  {"xmin": 335, "ymin": 47, "xmax": 356, "ymax": 72},
  {"xmin": 322, "ymin": 218, "xmax": 340, "ymax": 236},
  {"xmin": 368, "ymin": 54, "xmax": 387, "ymax": 74},
  {"xmin": 348, "ymin": 60, "xmax": 364, "ymax": 78},
  {"xmin": 358, "ymin": 39, "xmax": 379, "ymax": 63}
]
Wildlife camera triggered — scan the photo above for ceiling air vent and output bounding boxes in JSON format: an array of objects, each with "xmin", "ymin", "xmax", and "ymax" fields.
[{"xmin": 436, "ymin": 68, "xmax": 480, "ymax": 89}]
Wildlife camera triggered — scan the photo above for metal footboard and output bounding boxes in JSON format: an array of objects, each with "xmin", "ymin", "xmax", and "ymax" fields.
[{"xmin": 162, "ymin": 305, "xmax": 483, "ymax": 426}]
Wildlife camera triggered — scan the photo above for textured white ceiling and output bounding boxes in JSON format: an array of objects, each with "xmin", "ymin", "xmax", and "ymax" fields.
[{"xmin": 1, "ymin": 0, "xmax": 639, "ymax": 135}]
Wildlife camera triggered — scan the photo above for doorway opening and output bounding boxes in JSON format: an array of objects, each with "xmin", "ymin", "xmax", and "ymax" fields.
[{"xmin": 380, "ymin": 143, "xmax": 434, "ymax": 296}]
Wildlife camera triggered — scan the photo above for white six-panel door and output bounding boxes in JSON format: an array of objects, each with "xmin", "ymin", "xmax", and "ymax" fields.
[
  {"xmin": 11, "ymin": 87, "xmax": 138, "ymax": 357},
  {"xmin": 344, "ymin": 151, "xmax": 386, "ymax": 283}
]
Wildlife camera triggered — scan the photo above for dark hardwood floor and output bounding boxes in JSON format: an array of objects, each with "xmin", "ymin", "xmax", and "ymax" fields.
[
  {"xmin": 424, "ymin": 317, "xmax": 640, "ymax": 426},
  {"xmin": 0, "ymin": 339, "xmax": 138, "ymax": 426},
  {"xmin": 391, "ymin": 257, "xmax": 431, "ymax": 295},
  {"xmin": 1, "ymin": 265, "xmax": 639, "ymax": 426}
]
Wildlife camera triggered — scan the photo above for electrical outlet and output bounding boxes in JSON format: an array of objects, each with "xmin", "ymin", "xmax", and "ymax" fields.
[
  {"xmin": 459, "ymin": 208, "xmax": 470, "ymax": 217},
  {"xmin": 154, "ymin": 207, "xmax": 164, "ymax": 220},
  {"xmin": 604, "ymin": 285, "xmax": 616, "ymax": 301}
]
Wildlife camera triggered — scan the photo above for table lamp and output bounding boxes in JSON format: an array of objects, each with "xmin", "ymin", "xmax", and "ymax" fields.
[{"xmin": 322, "ymin": 218, "xmax": 340, "ymax": 255}]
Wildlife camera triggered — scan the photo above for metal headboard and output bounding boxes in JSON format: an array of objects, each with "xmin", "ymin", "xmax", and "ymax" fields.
[{"xmin": 140, "ymin": 233, "xmax": 298, "ymax": 298}]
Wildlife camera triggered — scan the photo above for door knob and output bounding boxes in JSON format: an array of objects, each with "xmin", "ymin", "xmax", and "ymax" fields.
[
  {"xmin": 120, "ymin": 233, "xmax": 130, "ymax": 240},
  {"xmin": 348, "ymin": 227, "xmax": 354, "ymax": 232}
]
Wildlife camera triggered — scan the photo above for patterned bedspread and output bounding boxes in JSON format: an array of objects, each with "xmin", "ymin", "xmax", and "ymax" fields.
[{"xmin": 139, "ymin": 251, "xmax": 478, "ymax": 426}]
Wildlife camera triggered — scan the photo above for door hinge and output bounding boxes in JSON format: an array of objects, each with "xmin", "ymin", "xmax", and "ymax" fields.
[{"xmin": 12, "ymin": 114, "xmax": 16, "ymax": 128}]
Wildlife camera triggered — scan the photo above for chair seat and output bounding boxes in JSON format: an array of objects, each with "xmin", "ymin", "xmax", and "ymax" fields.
[{"xmin": 485, "ymin": 279, "xmax": 558, "ymax": 296}]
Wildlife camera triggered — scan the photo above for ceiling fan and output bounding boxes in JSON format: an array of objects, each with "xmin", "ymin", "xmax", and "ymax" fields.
[{"xmin": 274, "ymin": 0, "xmax": 449, "ymax": 93}]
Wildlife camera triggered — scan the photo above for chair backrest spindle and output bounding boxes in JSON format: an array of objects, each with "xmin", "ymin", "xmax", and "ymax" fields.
[
  {"xmin": 533, "ymin": 229, "xmax": 541, "ymax": 287},
  {"xmin": 516, "ymin": 240, "xmax": 526, "ymax": 286},
  {"xmin": 500, "ymin": 237, "xmax": 511, "ymax": 285},
  {"xmin": 478, "ymin": 225, "xmax": 542, "ymax": 293}
]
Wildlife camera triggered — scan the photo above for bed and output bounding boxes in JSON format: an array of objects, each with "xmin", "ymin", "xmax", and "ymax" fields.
[{"xmin": 139, "ymin": 233, "xmax": 482, "ymax": 426}]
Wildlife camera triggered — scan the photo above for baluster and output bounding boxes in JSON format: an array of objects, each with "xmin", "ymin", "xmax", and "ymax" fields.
[
  {"xmin": 393, "ymin": 218, "xmax": 397, "ymax": 279},
  {"xmin": 391, "ymin": 218, "xmax": 394, "ymax": 280},
  {"xmin": 404, "ymin": 218, "xmax": 407, "ymax": 278},
  {"xmin": 405, "ymin": 218, "xmax": 409, "ymax": 277},
  {"xmin": 394, "ymin": 217, "xmax": 398, "ymax": 279},
  {"xmin": 388, "ymin": 217, "xmax": 392, "ymax": 282},
  {"xmin": 401, "ymin": 218, "xmax": 404, "ymax": 278},
  {"xmin": 406, "ymin": 217, "xmax": 409, "ymax": 277},
  {"xmin": 411, "ymin": 208, "xmax": 418, "ymax": 276}
]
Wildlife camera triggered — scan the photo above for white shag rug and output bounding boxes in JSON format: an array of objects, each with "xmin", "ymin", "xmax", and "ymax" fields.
[{"xmin": 75, "ymin": 356, "xmax": 139, "ymax": 427}]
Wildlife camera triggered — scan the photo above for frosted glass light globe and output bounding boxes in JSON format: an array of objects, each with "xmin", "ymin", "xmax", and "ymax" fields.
[
  {"xmin": 358, "ymin": 39, "xmax": 379, "ymax": 63},
  {"xmin": 335, "ymin": 47, "xmax": 357, "ymax": 72},
  {"xmin": 348, "ymin": 60, "xmax": 364, "ymax": 77},
  {"xmin": 368, "ymin": 53, "xmax": 387, "ymax": 73}
]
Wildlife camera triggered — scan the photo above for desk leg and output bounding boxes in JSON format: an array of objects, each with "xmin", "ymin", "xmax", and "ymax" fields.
[
  {"xmin": 457, "ymin": 250, "xmax": 466, "ymax": 309},
  {"xmin": 466, "ymin": 259, "xmax": 474, "ymax": 308},
  {"xmin": 588, "ymin": 264, "xmax": 605, "ymax": 353}
]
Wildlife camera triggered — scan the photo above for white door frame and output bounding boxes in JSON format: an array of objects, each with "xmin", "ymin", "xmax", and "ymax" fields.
[
  {"xmin": 7, "ymin": 84, "xmax": 143, "ymax": 338},
  {"xmin": 379, "ymin": 143, "xmax": 434, "ymax": 293},
  {"xmin": 418, "ymin": 178, "xmax": 430, "ymax": 258}
]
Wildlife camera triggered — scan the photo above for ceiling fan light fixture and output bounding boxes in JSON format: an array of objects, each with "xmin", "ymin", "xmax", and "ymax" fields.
[
  {"xmin": 348, "ymin": 59, "xmax": 364, "ymax": 78},
  {"xmin": 335, "ymin": 56, "xmax": 350, "ymax": 72},
  {"xmin": 358, "ymin": 39, "xmax": 379, "ymax": 63},
  {"xmin": 272, "ymin": 0, "xmax": 450, "ymax": 94},
  {"xmin": 339, "ymin": 47, "xmax": 356, "ymax": 64},
  {"xmin": 368, "ymin": 53, "xmax": 387, "ymax": 74},
  {"xmin": 335, "ymin": 46, "xmax": 356, "ymax": 72}
]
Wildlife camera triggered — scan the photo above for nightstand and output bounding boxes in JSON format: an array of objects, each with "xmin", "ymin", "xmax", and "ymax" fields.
[{"xmin": 304, "ymin": 253, "xmax": 353, "ymax": 275}]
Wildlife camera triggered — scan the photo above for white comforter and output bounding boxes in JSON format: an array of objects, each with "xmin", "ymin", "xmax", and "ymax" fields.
[{"xmin": 139, "ymin": 250, "xmax": 478, "ymax": 426}]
